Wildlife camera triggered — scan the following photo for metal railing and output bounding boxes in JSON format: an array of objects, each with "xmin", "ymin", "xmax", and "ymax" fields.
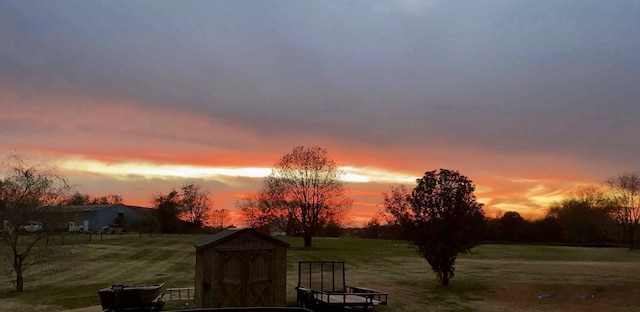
[{"xmin": 166, "ymin": 287, "xmax": 195, "ymax": 300}]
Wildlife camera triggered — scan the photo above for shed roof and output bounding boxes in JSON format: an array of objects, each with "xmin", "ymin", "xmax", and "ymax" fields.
[{"xmin": 194, "ymin": 228, "xmax": 290, "ymax": 249}]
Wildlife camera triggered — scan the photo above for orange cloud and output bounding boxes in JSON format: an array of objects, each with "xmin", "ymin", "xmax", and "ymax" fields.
[{"xmin": 1, "ymin": 88, "xmax": 609, "ymax": 226}]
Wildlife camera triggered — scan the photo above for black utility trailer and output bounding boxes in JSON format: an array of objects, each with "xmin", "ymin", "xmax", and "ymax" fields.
[
  {"xmin": 295, "ymin": 261, "xmax": 388, "ymax": 311},
  {"xmin": 98, "ymin": 284, "xmax": 165, "ymax": 312}
]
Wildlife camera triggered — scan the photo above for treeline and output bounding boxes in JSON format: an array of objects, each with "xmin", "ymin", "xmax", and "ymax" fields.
[
  {"xmin": 357, "ymin": 187, "xmax": 629, "ymax": 247},
  {"xmin": 61, "ymin": 185, "xmax": 232, "ymax": 235}
]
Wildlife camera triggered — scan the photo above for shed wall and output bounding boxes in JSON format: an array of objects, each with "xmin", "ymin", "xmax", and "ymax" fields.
[{"xmin": 195, "ymin": 232, "xmax": 287, "ymax": 308}]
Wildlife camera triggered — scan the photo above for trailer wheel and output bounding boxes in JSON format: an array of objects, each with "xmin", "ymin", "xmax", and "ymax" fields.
[{"xmin": 297, "ymin": 289, "xmax": 314, "ymax": 309}]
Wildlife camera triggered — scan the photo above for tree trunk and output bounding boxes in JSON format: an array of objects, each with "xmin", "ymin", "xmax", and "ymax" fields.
[
  {"xmin": 303, "ymin": 234, "xmax": 313, "ymax": 248},
  {"xmin": 13, "ymin": 251, "xmax": 25, "ymax": 291},
  {"xmin": 628, "ymin": 225, "xmax": 637, "ymax": 250},
  {"xmin": 440, "ymin": 275, "xmax": 449, "ymax": 286},
  {"xmin": 15, "ymin": 270, "xmax": 24, "ymax": 291}
]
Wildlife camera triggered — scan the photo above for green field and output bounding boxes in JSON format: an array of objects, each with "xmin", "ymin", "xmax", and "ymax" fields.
[{"xmin": 1, "ymin": 234, "xmax": 640, "ymax": 311}]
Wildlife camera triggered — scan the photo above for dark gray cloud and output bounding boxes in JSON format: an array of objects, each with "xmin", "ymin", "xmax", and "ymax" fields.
[{"xmin": 2, "ymin": 0, "xmax": 639, "ymax": 170}]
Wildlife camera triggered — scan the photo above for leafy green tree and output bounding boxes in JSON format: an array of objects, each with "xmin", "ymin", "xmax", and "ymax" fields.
[{"xmin": 385, "ymin": 169, "xmax": 486, "ymax": 286}]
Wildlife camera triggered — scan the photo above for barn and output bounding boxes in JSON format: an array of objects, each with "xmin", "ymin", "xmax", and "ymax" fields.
[
  {"xmin": 193, "ymin": 228, "xmax": 289, "ymax": 308},
  {"xmin": 39, "ymin": 204, "xmax": 153, "ymax": 231}
]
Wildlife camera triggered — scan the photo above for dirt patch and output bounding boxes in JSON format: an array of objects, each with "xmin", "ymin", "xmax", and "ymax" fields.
[{"xmin": 483, "ymin": 282, "xmax": 640, "ymax": 312}]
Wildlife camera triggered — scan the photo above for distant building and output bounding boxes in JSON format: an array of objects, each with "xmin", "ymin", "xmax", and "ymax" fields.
[{"xmin": 39, "ymin": 204, "xmax": 154, "ymax": 231}]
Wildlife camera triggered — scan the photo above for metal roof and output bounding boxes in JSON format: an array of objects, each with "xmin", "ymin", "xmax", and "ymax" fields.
[
  {"xmin": 41, "ymin": 204, "xmax": 153, "ymax": 213},
  {"xmin": 193, "ymin": 228, "xmax": 290, "ymax": 249}
]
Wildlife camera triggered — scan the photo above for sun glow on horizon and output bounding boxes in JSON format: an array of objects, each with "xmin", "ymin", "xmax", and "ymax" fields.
[
  {"xmin": 58, "ymin": 159, "xmax": 271, "ymax": 180},
  {"xmin": 340, "ymin": 166, "xmax": 416, "ymax": 184},
  {"xmin": 56, "ymin": 159, "xmax": 414, "ymax": 184}
]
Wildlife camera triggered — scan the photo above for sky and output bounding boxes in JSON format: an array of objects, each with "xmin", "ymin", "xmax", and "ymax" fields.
[{"xmin": 2, "ymin": 0, "xmax": 639, "ymax": 225}]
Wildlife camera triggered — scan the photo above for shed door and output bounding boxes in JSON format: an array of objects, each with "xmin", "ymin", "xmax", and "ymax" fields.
[{"xmin": 215, "ymin": 250, "xmax": 274, "ymax": 307}]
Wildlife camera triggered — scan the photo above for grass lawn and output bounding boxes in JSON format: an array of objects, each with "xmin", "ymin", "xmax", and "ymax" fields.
[{"xmin": 1, "ymin": 234, "xmax": 640, "ymax": 311}]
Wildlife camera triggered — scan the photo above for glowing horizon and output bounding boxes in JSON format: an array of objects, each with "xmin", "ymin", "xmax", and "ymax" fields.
[
  {"xmin": 57, "ymin": 159, "xmax": 417, "ymax": 184},
  {"xmin": 51, "ymin": 157, "xmax": 587, "ymax": 223},
  {"xmin": 2, "ymin": 1, "xmax": 636, "ymax": 226}
]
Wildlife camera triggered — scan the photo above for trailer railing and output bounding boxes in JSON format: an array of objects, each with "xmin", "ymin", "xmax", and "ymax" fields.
[
  {"xmin": 166, "ymin": 287, "xmax": 195, "ymax": 300},
  {"xmin": 345, "ymin": 286, "xmax": 388, "ymax": 305}
]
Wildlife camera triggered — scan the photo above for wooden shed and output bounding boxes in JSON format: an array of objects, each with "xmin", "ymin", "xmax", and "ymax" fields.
[{"xmin": 194, "ymin": 228, "xmax": 289, "ymax": 308}]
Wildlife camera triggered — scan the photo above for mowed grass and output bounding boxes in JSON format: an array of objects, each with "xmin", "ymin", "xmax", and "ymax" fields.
[{"xmin": 1, "ymin": 234, "xmax": 640, "ymax": 311}]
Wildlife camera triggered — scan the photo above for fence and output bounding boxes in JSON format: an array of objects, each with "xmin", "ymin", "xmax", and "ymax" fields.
[{"xmin": 166, "ymin": 287, "xmax": 195, "ymax": 300}]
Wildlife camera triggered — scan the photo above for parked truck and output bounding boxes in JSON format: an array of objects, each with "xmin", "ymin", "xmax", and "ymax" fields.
[
  {"xmin": 19, "ymin": 221, "xmax": 43, "ymax": 233},
  {"xmin": 68, "ymin": 221, "xmax": 86, "ymax": 233}
]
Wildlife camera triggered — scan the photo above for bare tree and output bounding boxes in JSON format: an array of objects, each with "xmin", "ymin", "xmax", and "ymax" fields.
[
  {"xmin": 209, "ymin": 209, "xmax": 230, "ymax": 229},
  {"xmin": 179, "ymin": 184, "xmax": 212, "ymax": 227},
  {"xmin": 607, "ymin": 172, "xmax": 640, "ymax": 250},
  {"xmin": 237, "ymin": 194, "xmax": 274, "ymax": 231},
  {"xmin": 91, "ymin": 193, "xmax": 123, "ymax": 204},
  {"xmin": 0, "ymin": 156, "xmax": 70, "ymax": 291},
  {"xmin": 64, "ymin": 191, "xmax": 123, "ymax": 205},
  {"xmin": 151, "ymin": 183, "xmax": 212, "ymax": 233},
  {"xmin": 251, "ymin": 146, "xmax": 351, "ymax": 247}
]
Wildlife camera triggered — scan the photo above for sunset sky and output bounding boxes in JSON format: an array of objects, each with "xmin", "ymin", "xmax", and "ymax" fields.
[{"xmin": 2, "ymin": 1, "xmax": 639, "ymax": 225}]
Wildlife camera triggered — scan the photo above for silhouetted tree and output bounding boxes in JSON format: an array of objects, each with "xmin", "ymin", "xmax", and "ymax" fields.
[
  {"xmin": 238, "ymin": 194, "xmax": 275, "ymax": 230},
  {"xmin": 151, "ymin": 190, "xmax": 183, "ymax": 234},
  {"xmin": 243, "ymin": 146, "xmax": 351, "ymax": 247},
  {"xmin": 546, "ymin": 187, "xmax": 617, "ymax": 245},
  {"xmin": 319, "ymin": 220, "xmax": 344, "ymax": 237},
  {"xmin": 151, "ymin": 183, "xmax": 212, "ymax": 233},
  {"xmin": 525, "ymin": 216, "xmax": 563, "ymax": 243},
  {"xmin": 548, "ymin": 199, "xmax": 611, "ymax": 245},
  {"xmin": 0, "ymin": 156, "xmax": 70, "ymax": 291},
  {"xmin": 64, "ymin": 192, "xmax": 91, "ymax": 205},
  {"xmin": 385, "ymin": 169, "xmax": 486, "ymax": 286},
  {"xmin": 363, "ymin": 216, "xmax": 382, "ymax": 239},
  {"xmin": 607, "ymin": 173, "xmax": 640, "ymax": 250},
  {"xmin": 131, "ymin": 211, "xmax": 160, "ymax": 236},
  {"xmin": 209, "ymin": 209, "xmax": 230, "ymax": 229},
  {"xmin": 64, "ymin": 192, "xmax": 123, "ymax": 205},
  {"xmin": 92, "ymin": 193, "xmax": 123, "ymax": 205},
  {"xmin": 178, "ymin": 184, "xmax": 212, "ymax": 227},
  {"xmin": 382, "ymin": 184, "xmax": 413, "ymax": 240},
  {"xmin": 498, "ymin": 211, "xmax": 527, "ymax": 242}
]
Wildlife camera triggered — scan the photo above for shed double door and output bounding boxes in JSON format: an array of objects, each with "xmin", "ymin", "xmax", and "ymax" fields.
[{"xmin": 215, "ymin": 249, "xmax": 274, "ymax": 307}]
